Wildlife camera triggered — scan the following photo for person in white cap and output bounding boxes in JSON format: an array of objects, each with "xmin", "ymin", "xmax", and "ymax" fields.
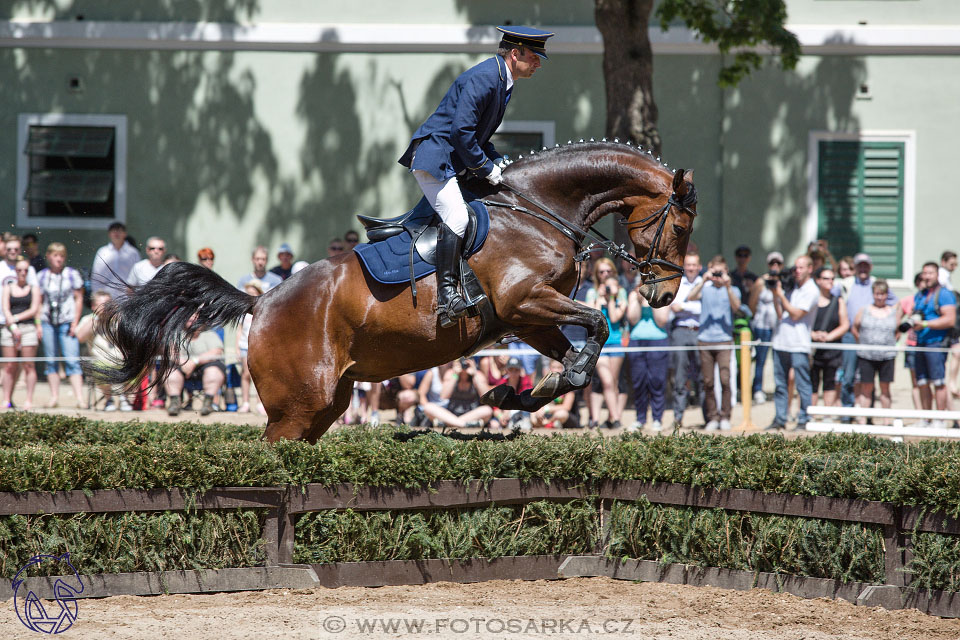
[
  {"xmin": 270, "ymin": 243, "xmax": 295, "ymax": 281},
  {"xmin": 839, "ymin": 252, "xmax": 896, "ymax": 409}
]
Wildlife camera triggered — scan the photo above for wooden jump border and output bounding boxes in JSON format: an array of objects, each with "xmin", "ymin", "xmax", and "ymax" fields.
[{"xmin": 2, "ymin": 479, "xmax": 959, "ymax": 616}]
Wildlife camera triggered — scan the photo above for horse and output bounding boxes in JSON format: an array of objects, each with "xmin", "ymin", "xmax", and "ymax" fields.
[{"xmin": 93, "ymin": 141, "xmax": 697, "ymax": 442}]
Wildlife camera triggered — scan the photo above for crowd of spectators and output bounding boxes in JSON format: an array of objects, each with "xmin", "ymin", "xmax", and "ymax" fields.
[{"xmin": 1, "ymin": 221, "xmax": 957, "ymax": 432}]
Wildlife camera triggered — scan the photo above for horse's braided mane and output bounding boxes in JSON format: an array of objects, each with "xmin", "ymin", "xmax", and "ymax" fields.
[{"xmin": 504, "ymin": 139, "xmax": 675, "ymax": 176}]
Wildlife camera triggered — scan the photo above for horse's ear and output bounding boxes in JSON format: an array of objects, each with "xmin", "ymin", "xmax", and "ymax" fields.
[
  {"xmin": 671, "ymin": 168, "xmax": 685, "ymax": 192},
  {"xmin": 684, "ymin": 169, "xmax": 694, "ymax": 184}
]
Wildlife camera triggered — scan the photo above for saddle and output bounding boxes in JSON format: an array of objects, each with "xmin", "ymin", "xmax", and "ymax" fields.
[
  {"xmin": 355, "ymin": 197, "xmax": 490, "ymax": 319},
  {"xmin": 357, "ymin": 199, "xmax": 479, "ymax": 267}
]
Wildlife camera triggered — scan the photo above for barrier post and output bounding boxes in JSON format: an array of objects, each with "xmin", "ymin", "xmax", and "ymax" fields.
[{"xmin": 738, "ymin": 328, "xmax": 755, "ymax": 429}]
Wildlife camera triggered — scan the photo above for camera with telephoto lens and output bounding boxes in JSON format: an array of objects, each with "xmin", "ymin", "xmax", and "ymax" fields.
[
  {"xmin": 765, "ymin": 268, "xmax": 796, "ymax": 293},
  {"xmin": 898, "ymin": 314, "xmax": 924, "ymax": 333}
]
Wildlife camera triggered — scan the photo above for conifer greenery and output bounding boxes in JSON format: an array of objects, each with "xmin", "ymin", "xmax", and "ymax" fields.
[{"xmin": 1, "ymin": 415, "xmax": 958, "ymax": 589}]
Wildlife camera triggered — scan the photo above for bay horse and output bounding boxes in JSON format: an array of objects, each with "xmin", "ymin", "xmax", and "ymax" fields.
[{"xmin": 93, "ymin": 142, "xmax": 697, "ymax": 442}]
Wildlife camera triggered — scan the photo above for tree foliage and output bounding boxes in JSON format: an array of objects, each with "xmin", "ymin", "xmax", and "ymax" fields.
[
  {"xmin": 656, "ymin": 0, "xmax": 800, "ymax": 87},
  {"xmin": 596, "ymin": 0, "xmax": 800, "ymax": 152}
]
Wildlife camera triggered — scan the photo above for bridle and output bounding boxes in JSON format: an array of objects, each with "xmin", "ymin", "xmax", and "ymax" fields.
[
  {"xmin": 481, "ymin": 170, "xmax": 697, "ymax": 287},
  {"xmin": 617, "ymin": 179, "xmax": 698, "ymax": 284}
]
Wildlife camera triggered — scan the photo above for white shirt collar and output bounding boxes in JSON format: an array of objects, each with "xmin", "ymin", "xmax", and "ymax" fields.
[{"xmin": 504, "ymin": 59, "xmax": 514, "ymax": 91}]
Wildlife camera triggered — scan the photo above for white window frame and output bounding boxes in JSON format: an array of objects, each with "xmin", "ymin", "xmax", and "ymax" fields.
[
  {"xmin": 495, "ymin": 120, "xmax": 556, "ymax": 150},
  {"xmin": 16, "ymin": 113, "xmax": 127, "ymax": 230},
  {"xmin": 806, "ymin": 130, "xmax": 916, "ymax": 287}
]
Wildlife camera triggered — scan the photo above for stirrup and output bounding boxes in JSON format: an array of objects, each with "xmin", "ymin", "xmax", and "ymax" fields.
[{"xmin": 438, "ymin": 298, "xmax": 470, "ymax": 328}]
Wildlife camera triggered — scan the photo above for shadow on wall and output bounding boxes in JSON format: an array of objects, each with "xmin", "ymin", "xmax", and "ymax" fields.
[
  {"xmin": 722, "ymin": 34, "xmax": 865, "ymax": 261},
  {"xmin": 2, "ymin": 0, "xmax": 261, "ymax": 22},
  {"xmin": 1, "ymin": 51, "xmax": 277, "ymax": 267},
  {"xmin": 259, "ymin": 54, "xmax": 478, "ymax": 260}
]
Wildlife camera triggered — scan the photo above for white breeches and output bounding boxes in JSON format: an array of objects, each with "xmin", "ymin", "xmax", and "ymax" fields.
[{"xmin": 413, "ymin": 170, "xmax": 469, "ymax": 238}]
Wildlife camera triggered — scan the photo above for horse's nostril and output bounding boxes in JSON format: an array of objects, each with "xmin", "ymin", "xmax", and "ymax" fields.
[{"xmin": 661, "ymin": 292, "xmax": 674, "ymax": 306}]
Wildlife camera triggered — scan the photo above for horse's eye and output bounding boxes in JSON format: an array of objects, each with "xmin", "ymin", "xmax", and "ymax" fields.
[{"xmin": 673, "ymin": 224, "xmax": 687, "ymax": 236}]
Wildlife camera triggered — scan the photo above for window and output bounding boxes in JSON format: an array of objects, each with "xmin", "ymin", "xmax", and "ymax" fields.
[
  {"xmin": 808, "ymin": 132, "xmax": 915, "ymax": 282},
  {"xmin": 490, "ymin": 120, "xmax": 556, "ymax": 162},
  {"xmin": 17, "ymin": 114, "xmax": 127, "ymax": 229}
]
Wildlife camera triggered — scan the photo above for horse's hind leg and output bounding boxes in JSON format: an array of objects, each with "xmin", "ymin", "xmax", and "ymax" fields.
[
  {"xmin": 261, "ymin": 372, "xmax": 351, "ymax": 443},
  {"xmin": 303, "ymin": 378, "xmax": 354, "ymax": 443}
]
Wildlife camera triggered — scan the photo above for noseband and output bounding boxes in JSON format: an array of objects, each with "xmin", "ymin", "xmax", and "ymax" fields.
[{"xmin": 618, "ymin": 181, "xmax": 698, "ymax": 284}]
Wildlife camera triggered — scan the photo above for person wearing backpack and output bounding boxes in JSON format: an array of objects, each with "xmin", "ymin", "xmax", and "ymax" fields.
[{"xmin": 910, "ymin": 262, "xmax": 957, "ymax": 423}]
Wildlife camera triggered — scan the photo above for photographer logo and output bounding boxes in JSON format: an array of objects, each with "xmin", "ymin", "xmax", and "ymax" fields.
[{"xmin": 12, "ymin": 552, "xmax": 84, "ymax": 634}]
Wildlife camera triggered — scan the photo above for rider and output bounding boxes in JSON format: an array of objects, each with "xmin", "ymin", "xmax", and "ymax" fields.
[{"xmin": 398, "ymin": 26, "xmax": 553, "ymax": 326}]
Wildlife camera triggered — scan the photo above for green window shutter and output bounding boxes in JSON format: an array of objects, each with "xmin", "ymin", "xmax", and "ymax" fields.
[{"xmin": 817, "ymin": 140, "xmax": 904, "ymax": 279}]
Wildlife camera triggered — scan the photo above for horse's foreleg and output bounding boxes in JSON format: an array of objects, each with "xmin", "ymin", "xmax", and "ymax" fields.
[{"xmin": 495, "ymin": 286, "xmax": 609, "ymax": 401}]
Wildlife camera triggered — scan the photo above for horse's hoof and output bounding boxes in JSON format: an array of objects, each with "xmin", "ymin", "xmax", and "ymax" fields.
[
  {"xmin": 480, "ymin": 384, "xmax": 515, "ymax": 408},
  {"xmin": 531, "ymin": 372, "xmax": 563, "ymax": 398}
]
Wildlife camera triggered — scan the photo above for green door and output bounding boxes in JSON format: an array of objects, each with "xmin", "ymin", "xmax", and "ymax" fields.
[{"xmin": 817, "ymin": 140, "xmax": 905, "ymax": 279}]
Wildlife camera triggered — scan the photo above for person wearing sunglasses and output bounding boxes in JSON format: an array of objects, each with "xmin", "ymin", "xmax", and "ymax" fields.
[
  {"xmin": 197, "ymin": 247, "xmax": 216, "ymax": 270},
  {"xmin": 327, "ymin": 239, "xmax": 345, "ymax": 258},
  {"xmin": 344, "ymin": 230, "xmax": 360, "ymax": 249},
  {"xmin": 810, "ymin": 266, "xmax": 849, "ymax": 408},
  {"xmin": 127, "ymin": 237, "xmax": 167, "ymax": 287}
]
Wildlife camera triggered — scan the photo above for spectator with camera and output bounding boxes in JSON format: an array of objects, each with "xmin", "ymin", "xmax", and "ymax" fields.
[
  {"xmin": 38, "ymin": 242, "xmax": 87, "ymax": 410},
  {"xmin": 851, "ymin": 279, "xmax": 901, "ymax": 423},
  {"xmin": 685, "ymin": 255, "xmax": 740, "ymax": 431},
  {"xmin": 747, "ymin": 251, "xmax": 784, "ymax": 404},
  {"xmin": 810, "ymin": 266, "xmax": 849, "ymax": 407},
  {"xmin": 908, "ymin": 262, "xmax": 957, "ymax": 421},
  {"xmin": 585, "ymin": 258, "xmax": 628, "ymax": 429},
  {"xmin": 766, "ymin": 255, "xmax": 819, "ymax": 430}
]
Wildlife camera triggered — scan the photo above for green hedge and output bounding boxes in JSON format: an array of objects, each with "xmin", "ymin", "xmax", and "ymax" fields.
[
  {"xmin": 3, "ymin": 418, "xmax": 960, "ymax": 590},
  {"xmin": 4, "ymin": 421, "xmax": 960, "ymax": 517},
  {"xmin": 294, "ymin": 500, "xmax": 598, "ymax": 563},
  {"xmin": 0, "ymin": 412, "xmax": 262, "ymax": 448},
  {"xmin": 608, "ymin": 500, "xmax": 885, "ymax": 584},
  {"xmin": 0, "ymin": 510, "xmax": 265, "ymax": 577}
]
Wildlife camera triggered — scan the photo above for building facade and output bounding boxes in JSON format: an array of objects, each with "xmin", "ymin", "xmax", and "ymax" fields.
[{"xmin": 1, "ymin": 0, "xmax": 957, "ymax": 289}]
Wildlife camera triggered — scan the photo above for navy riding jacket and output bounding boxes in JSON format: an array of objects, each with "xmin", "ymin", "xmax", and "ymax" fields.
[{"xmin": 398, "ymin": 56, "xmax": 508, "ymax": 181}]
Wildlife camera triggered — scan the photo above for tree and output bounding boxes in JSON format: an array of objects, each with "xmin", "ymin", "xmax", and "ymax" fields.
[{"xmin": 595, "ymin": 0, "xmax": 800, "ymax": 156}]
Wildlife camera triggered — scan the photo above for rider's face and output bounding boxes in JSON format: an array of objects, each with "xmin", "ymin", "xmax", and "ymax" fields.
[{"xmin": 512, "ymin": 47, "xmax": 541, "ymax": 79}]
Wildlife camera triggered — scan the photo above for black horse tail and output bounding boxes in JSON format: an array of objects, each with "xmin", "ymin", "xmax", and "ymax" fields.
[{"xmin": 89, "ymin": 262, "xmax": 258, "ymax": 391}]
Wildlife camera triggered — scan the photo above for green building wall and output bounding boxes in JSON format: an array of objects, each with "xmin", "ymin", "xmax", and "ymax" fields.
[{"xmin": 1, "ymin": 0, "xmax": 956, "ymax": 289}]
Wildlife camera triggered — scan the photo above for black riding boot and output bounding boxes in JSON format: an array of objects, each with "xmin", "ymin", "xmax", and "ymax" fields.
[{"xmin": 435, "ymin": 223, "xmax": 470, "ymax": 327}]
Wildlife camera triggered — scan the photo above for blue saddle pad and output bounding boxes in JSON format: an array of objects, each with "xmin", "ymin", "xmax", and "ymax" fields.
[{"xmin": 354, "ymin": 197, "xmax": 490, "ymax": 285}]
